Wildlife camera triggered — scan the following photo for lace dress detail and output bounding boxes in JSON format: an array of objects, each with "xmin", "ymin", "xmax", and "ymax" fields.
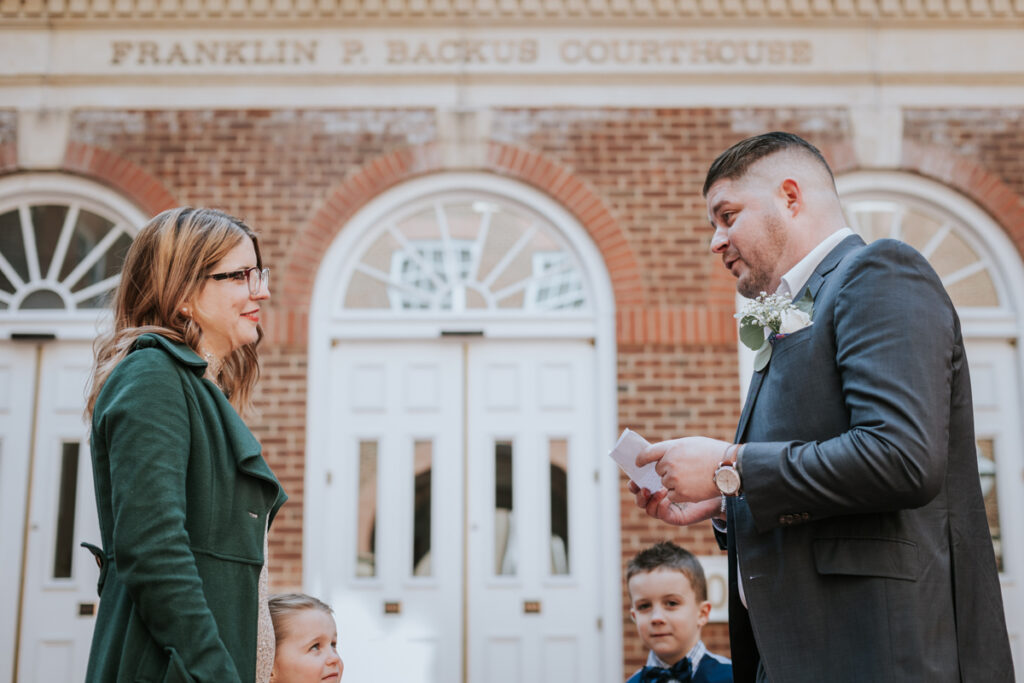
[{"xmin": 255, "ymin": 520, "xmax": 274, "ymax": 683}]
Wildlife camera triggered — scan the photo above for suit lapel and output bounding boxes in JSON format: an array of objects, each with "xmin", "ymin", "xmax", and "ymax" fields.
[
  {"xmin": 734, "ymin": 371, "xmax": 765, "ymax": 442},
  {"xmin": 733, "ymin": 233, "xmax": 865, "ymax": 443}
]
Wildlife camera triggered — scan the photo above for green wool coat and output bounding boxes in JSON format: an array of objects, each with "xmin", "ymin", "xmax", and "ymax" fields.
[{"xmin": 84, "ymin": 333, "xmax": 287, "ymax": 683}]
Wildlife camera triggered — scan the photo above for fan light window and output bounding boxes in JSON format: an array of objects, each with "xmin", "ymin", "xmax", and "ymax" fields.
[
  {"xmin": 343, "ymin": 195, "xmax": 588, "ymax": 314},
  {"xmin": 0, "ymin": 203, "xmax": 132, "ymax": 313}
]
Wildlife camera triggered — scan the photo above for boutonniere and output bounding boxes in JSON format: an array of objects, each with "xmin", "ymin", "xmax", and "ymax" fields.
[{"xmin": 736, "ymin": 290, "xmax": 814, "ymax": 372}]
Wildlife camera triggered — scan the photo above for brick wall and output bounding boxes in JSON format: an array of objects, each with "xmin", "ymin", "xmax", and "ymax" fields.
[
  {"xmin": 904, "ymin": 108, "xmax": 1024, "ymax": 197},
  {"xmin": 903, "ymin": 108, "xmax": 1024, "ymax": 260}
]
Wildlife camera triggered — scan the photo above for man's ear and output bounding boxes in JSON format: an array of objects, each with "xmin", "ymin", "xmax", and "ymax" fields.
[
  {"xmin": 697, "ymin": 600, "xmax": 712, "ymax": 629},
  {"xmin": 779, "ymin": 178, "xmax": 803, "ymax": 216}
]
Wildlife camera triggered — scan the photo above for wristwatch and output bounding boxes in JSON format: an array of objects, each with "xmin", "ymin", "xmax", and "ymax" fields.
[{"xmin": 713, "ymin": 445, "xmax": 742, "ymax": 496}]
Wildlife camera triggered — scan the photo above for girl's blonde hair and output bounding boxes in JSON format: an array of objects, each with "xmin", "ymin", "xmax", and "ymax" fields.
[
  {"xmin": 87, "ymin": 207, "xmax": 264, "ymax": 417},
  {"xmin": 269, "ymin": 593, "xmax": 334, "ymax": 644}
]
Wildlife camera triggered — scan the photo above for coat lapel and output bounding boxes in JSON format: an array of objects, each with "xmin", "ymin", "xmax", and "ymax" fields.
[{"xmin": 733, "ymin": 233, "xmax": 864, "ymax": 443}]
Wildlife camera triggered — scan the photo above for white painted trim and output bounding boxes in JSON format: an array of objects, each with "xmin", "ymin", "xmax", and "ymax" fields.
[
  {"xmin": 8, "ymin": 83, "xmax": 1024, "ymax": 110},
  {"xmin": 0, "ymin": 174, "xmax": 148, "ymax": 340},
  {"xmin": 0, "ymin": 174, "xmax": 148, "ymax": 230},
  {"xmin": 304, "ymin": 172, "xmax": 621, "ymax": 681}
]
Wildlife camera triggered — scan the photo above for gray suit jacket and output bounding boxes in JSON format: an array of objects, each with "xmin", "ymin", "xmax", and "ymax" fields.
[{"xmin": 722, "ymin": 235, "xmax": 1014, "ymax": 682}]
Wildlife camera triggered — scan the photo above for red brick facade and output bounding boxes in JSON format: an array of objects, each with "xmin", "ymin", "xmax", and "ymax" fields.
[{"xmin": 6, "ymin": 105, "xmax": 1023, "ymax": 676}]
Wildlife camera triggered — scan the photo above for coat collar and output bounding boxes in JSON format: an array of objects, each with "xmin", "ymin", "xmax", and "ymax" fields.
[
  {"xmin": 132, "ymin": 332, "xmax": 265, "ymax": 466},
  {"xmin": 794, "ymin": 233, "xmax": 864, "ymax": 302},
  {"xmin": 133, "ymin": 332, "xmax": 208, "ymax": 376}
]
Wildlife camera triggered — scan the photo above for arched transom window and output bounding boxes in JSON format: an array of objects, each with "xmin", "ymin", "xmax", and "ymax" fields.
[
  {"xmin": 842, "ymin": 195, "xmax": 1003, "ymax": 311},
  {"xmin": 341, "ymin": 191, "xmax": 590, "ymax": 316},
  {"xmin": 0, "ymin": 176, "xmax": 140, "ymax": 316}
]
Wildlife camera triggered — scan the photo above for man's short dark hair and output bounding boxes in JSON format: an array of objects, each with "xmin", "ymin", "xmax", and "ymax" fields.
[
  {"xmin": 702, "ymin": 131, "xmax": 834, "ymax": 197},
  {"xmin": 626, "ymin": 541, "xmax": 708, "ymax": 602}
]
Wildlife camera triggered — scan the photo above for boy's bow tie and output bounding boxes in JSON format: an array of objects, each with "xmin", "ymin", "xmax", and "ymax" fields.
[{"xmin": 639, "ymin": 657, "xmax": 691, "ymax": 683}]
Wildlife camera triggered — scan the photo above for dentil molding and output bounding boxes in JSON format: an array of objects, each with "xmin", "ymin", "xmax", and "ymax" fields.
[{"xmin": 2, "ymin": 0, "xmax": 1022, "ymax": 22}]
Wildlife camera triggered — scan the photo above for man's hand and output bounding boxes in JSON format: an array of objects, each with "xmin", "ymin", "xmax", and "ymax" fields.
[
  {"xmin": 637, "ymin": 436, "xmax": 731, "ymax": 504},
  {"xmin": 629, "ymin": 481, "xmax": 722, "ymax": 526}
]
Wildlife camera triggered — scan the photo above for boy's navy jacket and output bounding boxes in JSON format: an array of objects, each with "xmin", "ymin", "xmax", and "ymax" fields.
[{"xmin": 626, "ymin": 654, "xmax": 733, "ymax": 683}]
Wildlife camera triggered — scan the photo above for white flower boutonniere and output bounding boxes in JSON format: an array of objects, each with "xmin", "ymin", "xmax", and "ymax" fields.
[{"xmin": 736, "ymin": 290, "xmax": 814, "ymax": 372}]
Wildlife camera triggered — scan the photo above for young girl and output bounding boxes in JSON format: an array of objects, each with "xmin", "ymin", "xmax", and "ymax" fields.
[{"xmin": 269, "ymin": 593, "xmax": 343, "ymax": 683}]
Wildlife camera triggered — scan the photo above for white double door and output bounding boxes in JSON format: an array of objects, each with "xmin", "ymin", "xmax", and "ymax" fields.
[
  {"xmin": 0, "ymin": 340, "xmax": 99, "ymax": 683},
  {"xmin": 326, "ymin": 340, "xmax": 603, "ymax": 683}
]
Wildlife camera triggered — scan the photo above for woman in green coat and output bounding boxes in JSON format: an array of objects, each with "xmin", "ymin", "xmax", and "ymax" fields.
[{"xmin": 85, "ymin": 207, "xmax": 287, "ymax": 682}]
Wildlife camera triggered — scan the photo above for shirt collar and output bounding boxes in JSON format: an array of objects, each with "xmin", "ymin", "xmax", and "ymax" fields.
[
  {"xmin": 646, "ymin": 639, "xmax": 708, "ymax": 672},
  {"xmin": 777, "ymin": 227, "xmax": 854, "ymax": 300}
]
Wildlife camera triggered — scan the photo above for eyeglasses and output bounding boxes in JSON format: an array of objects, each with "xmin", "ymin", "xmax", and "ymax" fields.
[{"xmin": 207, "ymin": 267, "xmax": 270, "ymax": 296}]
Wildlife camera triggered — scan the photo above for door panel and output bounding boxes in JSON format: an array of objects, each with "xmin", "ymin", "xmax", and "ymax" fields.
[
  {"xmin": 17, "ymin": 341, "xmax": 99, "ymax": 681},
  {"xmin": 0, "ymin": 343, "xmax": 37, "ymax": 682},
  {"xmin": 466, "ymin": 342, "xmax": 599, "ymax": 683},
  {"xmin": 327, "ymin": 342, "xmax": 464, "ymax": 683},
  {"xmin": 965, "ymin": 339, "xmax": 1024, "ymax": 672}
]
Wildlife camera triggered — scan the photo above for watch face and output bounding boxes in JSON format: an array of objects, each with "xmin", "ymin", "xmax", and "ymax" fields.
[{"xmin": 715, "ymin": 466, "xmax": 741, "ymax": 496}]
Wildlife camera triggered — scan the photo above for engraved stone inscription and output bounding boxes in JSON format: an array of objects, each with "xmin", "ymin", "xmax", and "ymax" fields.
[
  {"xmin": 558, "ymin": 39, "xmax": 812, "ymax": 65},
  {"xmin": 106, "ymin": 35, "xmax": 814, "ymax": 70},
  {"xmin": 384, "ymin": 39, "xmax": 539, "ymax": 65},
  {"xmin": 110, "ymin": 40, "xmax": 319, "ymax": 66}
]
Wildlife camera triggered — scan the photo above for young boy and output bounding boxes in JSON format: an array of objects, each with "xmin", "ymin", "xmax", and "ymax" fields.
[{"xmin": 626, "ymin": 542, "xmax": 732, "ymax": 683}]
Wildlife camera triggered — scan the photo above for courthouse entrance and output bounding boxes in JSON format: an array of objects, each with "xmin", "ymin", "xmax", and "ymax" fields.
[
  {"xmin": 305, "ymin": 174, "xmax": 622, "ymax": 682},
  {"xmin": 327, "ymin": 340, "xmax": 600, "ymax": 681}
]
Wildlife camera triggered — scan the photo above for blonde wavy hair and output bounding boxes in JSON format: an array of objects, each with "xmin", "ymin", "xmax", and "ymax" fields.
[{"xmin": 87, "ymin": 207, "xmax": 264, "ymax": 417}]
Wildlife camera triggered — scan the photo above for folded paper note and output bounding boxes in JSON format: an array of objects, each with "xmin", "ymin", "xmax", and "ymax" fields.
[{"xmin": 608, "ymin": 428, "xmax": 664, "ymax": 492}]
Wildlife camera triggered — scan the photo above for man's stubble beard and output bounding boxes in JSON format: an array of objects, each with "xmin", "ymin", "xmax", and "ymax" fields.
[{"xmin": 736, "ymin": 212, "xmax": 788, "ymax": 299}]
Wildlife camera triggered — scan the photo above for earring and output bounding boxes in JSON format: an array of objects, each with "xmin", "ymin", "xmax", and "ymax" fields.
[{"xmin": 181, "ymin": 307, "xmax": 189, "ymax": 316}]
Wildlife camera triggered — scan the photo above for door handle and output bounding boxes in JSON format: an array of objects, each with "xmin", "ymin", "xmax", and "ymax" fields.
[
  {"xmin": 78, "ymin": 602, "xmax": 96, "ymax": 616},
  {"xmin": 523, "ymin": 600, "xmax": 541, "ymax": 614},
  {"xmin": 384, "ymin": 600, "xmax": 401, "ymax": 615}
]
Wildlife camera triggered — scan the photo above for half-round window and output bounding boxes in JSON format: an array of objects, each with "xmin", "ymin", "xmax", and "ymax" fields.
[
  {"xmin": 838, "ymin": 171, "xmax": 1021, "ymax": 335},
  {"xmin": 340, "ymin": 191, "xmax": 590, "ymax": 316},
  {"xmin": 842, "ymin": 195, "xmax": 1001, "ymax": 310},
  {"xmin": 0, "ymin": 175, "xmax": 144, "ymax": 320}
]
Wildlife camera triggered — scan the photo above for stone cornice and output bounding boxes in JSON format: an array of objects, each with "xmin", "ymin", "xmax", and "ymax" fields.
[{"xmin": 2, "ymin": 0, "xmax": 1022, "ymax": 23}]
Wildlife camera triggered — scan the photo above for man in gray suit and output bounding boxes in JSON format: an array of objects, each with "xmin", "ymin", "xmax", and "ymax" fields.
[{"xmin": 632, "ymin": 132, "xmax": 1015, "ymax": 682}]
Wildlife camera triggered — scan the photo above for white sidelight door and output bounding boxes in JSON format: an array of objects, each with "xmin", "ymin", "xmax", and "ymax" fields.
[
  {"xmin": 325, "ymin": 339, "xmax": 601, "ymax": 683},
  {"xmin": 965, "ymin": 339, "xmax": 1024, "ymax": 672},
  {"xmin": 0, "ymin": 340, "xmax": 99, "ymax": 683}
]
